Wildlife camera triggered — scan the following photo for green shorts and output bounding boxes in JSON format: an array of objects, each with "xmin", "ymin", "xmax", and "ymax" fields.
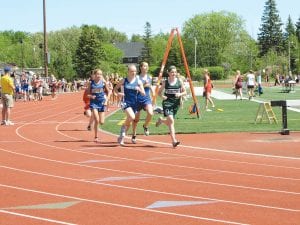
[{"xmin": 162, "ymin": 98, "xmax": 180, "ymax": 116}]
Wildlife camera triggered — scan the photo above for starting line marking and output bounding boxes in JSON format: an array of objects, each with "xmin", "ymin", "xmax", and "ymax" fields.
[{"xmin": 0, "ymin": 209, "xmax": 77, "ymax": 225}]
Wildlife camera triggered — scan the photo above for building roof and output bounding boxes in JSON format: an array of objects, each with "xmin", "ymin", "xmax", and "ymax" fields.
[{"xmin": 114, "ymin": 42, "xmax": 144, "ymax": 58}]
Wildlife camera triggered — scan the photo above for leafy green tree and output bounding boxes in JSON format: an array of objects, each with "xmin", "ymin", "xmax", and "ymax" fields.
[
  {"xmin": 29, "ymin": 32, "xmax": 44, "ymax": 68},
  {"xmin": 150, "ymin": 33, "xmax": 168, "ymax": 66},
  {"xmin": 0, "ymin": 31, "xmax": 29, "ymax": 68},
  {"xmin": 95, "ymin": 27, "xmax": 127, "ymax": 43},
  {"xmin": 100, "ymin": 43, "xmax": 124, "ymax": 73},
  {"xmin": 183, "ymin": 11, "xmax": 245, "ymax": 69},
  {"xmin": 183, "ymin": 11, "xmax": 247, "ymax": 78},
  {"xmin": 47, "ymin": 27, "xmax": 81, "ymax": 79},
  {"xmin": 73, "ymin": 25, "xmax": 105, "ymax": 78},
  {"xmin": 130, "ymin": 34, "xmax": 143, "ymax": 42},
  {"xmin": 166, "ymin": 40, "xmax": 182, "ymax": 75},
  {"xmin": 257, "ymin": 0, "xmax": 284, "ymax": 56},
  {"xmin": 222, "ymin": 31, "xmax": 259, "ymax": 73}
]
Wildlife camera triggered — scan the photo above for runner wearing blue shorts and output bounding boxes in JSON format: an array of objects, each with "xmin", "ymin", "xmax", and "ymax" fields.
[
  {"xmin": 86, "ymin": 69, "xmax": 107, "ymax": 143},
  {"xmin": 131, "ymin": 62, "xmax": 154, "ymax": 143},
  {"xmin": 114, "ymin": 64, "xmax": 145, "ymax": 146}
]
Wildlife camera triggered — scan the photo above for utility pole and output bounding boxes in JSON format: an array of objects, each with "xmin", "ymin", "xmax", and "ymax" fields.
[
  {"xmin": 43, "ymin": 0, "xmax": 48, "ymax": 77},
  {"xmin": 288, "ymin": 40, "xmax": 291, "ymax": 73}
]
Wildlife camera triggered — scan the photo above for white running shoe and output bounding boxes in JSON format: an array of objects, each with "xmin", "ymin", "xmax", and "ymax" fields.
[
  {"xmin": 120, "ymin": 125, "xmax": 126, "ymax": 137},
  {"xmin": 6, "ymin": 120, "xmax": 14, "ymax": 125},
  {"xmin": 118, "ymin": 136, "xmax": 125, "ymax": 146},
  {"xmin": 143, "ymin": 125, "xmax": 149, "ymax": 136}
]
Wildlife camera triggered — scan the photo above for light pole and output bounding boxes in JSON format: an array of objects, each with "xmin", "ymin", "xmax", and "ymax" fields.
[
  {"xmin": 288, "ymin": 40, "xmax": 291, "ymax": 73},
  {"xmin": 43, "ymin": 0, "xmax": 48, "ymax": 77}
]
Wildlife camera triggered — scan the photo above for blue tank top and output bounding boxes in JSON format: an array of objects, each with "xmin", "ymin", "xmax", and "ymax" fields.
[
  {"xmin": 90, "ymin": 80, "xmax": 105, "ymax": 101},
  {"xmin": 124, "ymin": 77, "xmax": 138, "ymax": 105},
  {"xmin": 138, "ymin": 74, "xmax": 151, "ymax": 96},
  {"xmin": 137, "ymin": 74, "xmax": 151, "ymax": 103}
]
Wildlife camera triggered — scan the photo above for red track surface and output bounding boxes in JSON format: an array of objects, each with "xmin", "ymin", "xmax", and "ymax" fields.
[{"xmin": 0, "ymin": 91, "xmax": 299, "ymax": 225}]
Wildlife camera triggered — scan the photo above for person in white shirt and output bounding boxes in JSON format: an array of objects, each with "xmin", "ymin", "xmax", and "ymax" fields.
[{"xmin": 246, "ymin": 70, "xmax": 256, "ymax": 100}]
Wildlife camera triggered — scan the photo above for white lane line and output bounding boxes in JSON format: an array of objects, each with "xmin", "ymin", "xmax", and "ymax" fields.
[
  {"xmin": 8, "ymin": 100, "xmax": 300, "ymax": 212},
  {"xmin": 15, "ymin": 123, "xmax": 300, "ymax": 182},
  {"xmin": 0, "ymin": 209, "xmax": 77, "ymax": 225},
  {"xmin": 0, "ymin": 183, "xmax": 250, "ymax": 225},
  {"xmin": 1, "ymin": 147, "xmax": 300, "ymax": 196},
  {"xmin": 0, "ymin": 165, "xmax": 299, "ymax": 212},
  {"xmin": 16, "ymin": 106, "xmax": 300, "ymax": 173},
  {"xmin": 67, "ymin": 110, "xmax": 300, "ymax": 165},
  {"xmin": 12, "ymin": 101, "xmax": 80, "ymax": 121},
  {"xmin": 129, "ymin": 135, "xmax": 300, "ymax": 161}
]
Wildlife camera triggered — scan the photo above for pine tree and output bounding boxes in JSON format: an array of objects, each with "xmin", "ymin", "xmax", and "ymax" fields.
[
  {"xmin": 258, "ymin": 0, "xmax": 284, "ymax": 56},
  {"xmin": 141, "ymin": 22, "xmax": 152, "ymax": 64},
  {"xmin": 73, "ymin": 25, "xmax": 104, "ymax": 78},
  {"xmin": 284, "ymin": 16, "xmax": 296, "ymax": 40},
  {"xmin": 296, "ymin": 17, "xmax": 300, "ymax": 42}
]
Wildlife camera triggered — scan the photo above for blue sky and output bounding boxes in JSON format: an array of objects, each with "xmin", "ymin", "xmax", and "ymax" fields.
[{"xmin": 1, "ymin": 0, "xmax": 299, "ymax": 39}]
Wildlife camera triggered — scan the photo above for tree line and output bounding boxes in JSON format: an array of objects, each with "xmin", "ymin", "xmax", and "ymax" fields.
[{"xmin": 0, "ymin": 0, "xmax": 299, "ymax": 81}]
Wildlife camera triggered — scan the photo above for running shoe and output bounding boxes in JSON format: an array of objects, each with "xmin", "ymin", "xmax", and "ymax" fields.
[
  {"xmin": 118, "ymin": 125, "xmax": 126, "ymax": 146},
  {"xmin": 131, "ymin": 135, "xmax": 137, "ymax": 144},
  {"xmin": 118, "ymin": 136, "xmax": 125, "ymax": 146},
  {"xmin": 172, "ymin": 141, "xmax": 180, "ymax": 148},
  {"xmin": 143, "ymin": 125, "xmax": 149, "ymax": 136},
  {"xmin": 87, "ymin": 125, "xmax": 91, "ymax": 131},
  {"xmin": 120, "ymin": 125, "xmax": 126, "ymax": 137},
  {"xmin": 5, "ymin": 120, "xmax": 14, "ymax": 126}
]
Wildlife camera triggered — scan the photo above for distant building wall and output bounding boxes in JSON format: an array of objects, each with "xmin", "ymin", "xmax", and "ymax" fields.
[{"xmin": 114, "ymin": 42, "xmax": 144, "ymax": 65}]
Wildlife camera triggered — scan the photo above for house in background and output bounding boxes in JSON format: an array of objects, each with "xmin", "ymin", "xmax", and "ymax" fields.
[{"xmin": 114, "ymin": 42, "xmax": 144, "ymax": 65}]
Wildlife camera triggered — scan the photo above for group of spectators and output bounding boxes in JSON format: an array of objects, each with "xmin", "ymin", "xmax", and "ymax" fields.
[
  {"xmin": 0, "ymin": 67, "xmax": 89, "ymax": 126},
  {"xmin": 232, "ymin": 70, "xmax": 300, "ymax": 100}
]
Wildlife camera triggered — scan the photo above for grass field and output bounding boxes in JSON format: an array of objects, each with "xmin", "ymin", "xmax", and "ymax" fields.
[{"xmin": 102, "ymin": 83, "xmax": 300, "ymax": 135}]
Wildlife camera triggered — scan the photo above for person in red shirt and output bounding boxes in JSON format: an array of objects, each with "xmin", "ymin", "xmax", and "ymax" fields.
[
  {"xmin": 203, "ymin": 69, "xmax": 215, "ymax": 111},
  {"xmin": 82, "ymin": 73, "xmax": 95, "ymax": 130}
]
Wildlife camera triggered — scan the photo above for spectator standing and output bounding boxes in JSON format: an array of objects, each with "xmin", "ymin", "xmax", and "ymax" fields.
[
  {"xmin": 274, "ymin": 73, "xmax": 280, "ymax": 86},
  {"xmin": 20, "ymin": 73, "xmax": 29, "ymax": 101},
  {"xmin": 1, "ymin": 67, "xmax": 15, "ymax": 125},
  {"xmin": 49, "ymin": 74, "xmax": 57, "ymax": 99},
  {"xmin": 36, "ymin": 75, "xmax": 43, "ymax": 101},
  {"xmin": 246, "ymin": 70, "xmax": 256, "ymax": 100},
  {"xmin": 257, "ymin": 71, "xmax": 263, "ymax": 96},
  {"xmin": 203, "ymin": 69, "xmax": 215, "ymax": 111},
  {"xmin": 234, "ymin": 70, "xmax": 243, "ymax": 100}
]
